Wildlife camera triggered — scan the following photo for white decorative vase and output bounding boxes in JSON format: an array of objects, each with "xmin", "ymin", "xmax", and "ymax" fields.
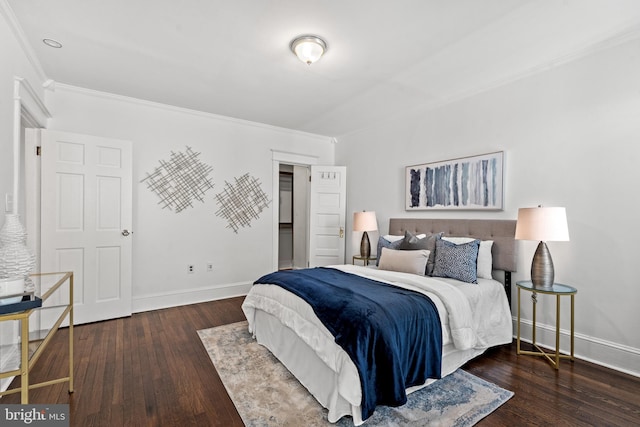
[
  {"xmin": 0, "ymin": 214, "xmax": 35, "ymax": 285},
  {"xmin": 0, "ymin": 276, "xmax": 25, "ymax": 304}
]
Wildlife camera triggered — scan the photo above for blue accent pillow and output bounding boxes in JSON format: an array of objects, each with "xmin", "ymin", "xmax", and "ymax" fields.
[
  {"xmin": 376, "ymin": 236, "xmax": 403, "ymax": 266},
  {"xmin": 432, "ymin": 237, "xmax": 480, "ymax": 283}
]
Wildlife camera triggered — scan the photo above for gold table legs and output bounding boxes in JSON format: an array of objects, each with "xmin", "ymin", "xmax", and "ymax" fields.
[{"xmin": 517, "ymin": 287, "xmax": 575, "ymax": 369}]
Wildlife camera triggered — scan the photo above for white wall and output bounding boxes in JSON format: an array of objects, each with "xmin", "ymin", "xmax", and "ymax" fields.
[
  {"xmin": 45, "ymin": 85, "xmax": 334, "ymax": 311},
  {"xmin": 336, "ymin": 36, "xmax": 640, "ymax": 376},
  {"xmin": 0, "ymin": 10, "xmax": 47, "ymax": 215},
  {"xmin": 0, "ymin": 6, "xmax": 48, "ymax": 391}
]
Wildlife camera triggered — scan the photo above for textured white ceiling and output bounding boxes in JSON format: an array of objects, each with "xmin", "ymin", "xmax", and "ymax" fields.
[{"xmin": 6, "ymin": 0, "xmax": 640, "ymax": 137}]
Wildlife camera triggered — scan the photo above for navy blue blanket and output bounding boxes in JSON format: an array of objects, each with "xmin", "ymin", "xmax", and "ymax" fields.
[{"xmin": 254, "ymin": 267, "xmax": 442, "ymax": 420}]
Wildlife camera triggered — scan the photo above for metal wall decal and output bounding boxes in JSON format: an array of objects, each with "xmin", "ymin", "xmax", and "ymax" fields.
[
  {"xmin": 215, "ymin": 173, "xmax": 271, "ymax": 233},
  {"xmin": 141, "ymin": 146, "xmax": 214, "ymax": 212}
]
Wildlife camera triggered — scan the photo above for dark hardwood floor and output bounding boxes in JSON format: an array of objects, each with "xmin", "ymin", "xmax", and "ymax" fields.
[{"xmin": 3, "ymin": 297, "xmax": 639, "ymax": 426}]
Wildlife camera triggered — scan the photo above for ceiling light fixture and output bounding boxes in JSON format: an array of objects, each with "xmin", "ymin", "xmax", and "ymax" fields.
[
  {"xmin": 290, "ymin": 35, "xmax": 327, "ymax": 65},
  {"xmin": 43, "ymin": 38, "xmax": 62, "ymax": 48}
]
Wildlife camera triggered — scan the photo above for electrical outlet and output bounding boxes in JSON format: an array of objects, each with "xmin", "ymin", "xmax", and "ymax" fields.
[
  {"xmin": 206, "ymin": 263, "xmax": 213, "ymax": 272},
  {"xmin": 188, "ymin": 264, "xmax": 195, "ymax": 274}
]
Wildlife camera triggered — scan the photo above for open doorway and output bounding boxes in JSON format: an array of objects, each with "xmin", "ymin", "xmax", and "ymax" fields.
[
  {"xmin": 272, "ymin": 152, "xmax": 347, "ymax": 270},
  {"xmin": 278, "ymin": 164, "xmax": 309, "ymax": 270}
]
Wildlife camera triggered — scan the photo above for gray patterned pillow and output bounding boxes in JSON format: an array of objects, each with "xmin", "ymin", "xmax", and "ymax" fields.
[{"xmin": 432, "ymin": 237, "xmax": 480, "ymax": 283}]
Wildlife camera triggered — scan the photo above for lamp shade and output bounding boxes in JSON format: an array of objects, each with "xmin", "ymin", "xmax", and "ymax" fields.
[
  {"xmin": 515, "ymin": 207, "xmax": 569, "ymax": 242},
  {"xmin": 353, "ymin": 211, "xmax": 377, "ymax": 232}
]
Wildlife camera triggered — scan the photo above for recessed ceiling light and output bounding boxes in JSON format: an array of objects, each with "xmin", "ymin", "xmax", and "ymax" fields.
[{"xmin": 43, "ymin": 38, "xmax": 62, "ymax": 48}]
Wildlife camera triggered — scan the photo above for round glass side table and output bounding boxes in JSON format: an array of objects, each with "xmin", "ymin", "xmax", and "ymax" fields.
[{"xmin": 516, "ymin": 280, "xmax": 577, "ymax": 369}]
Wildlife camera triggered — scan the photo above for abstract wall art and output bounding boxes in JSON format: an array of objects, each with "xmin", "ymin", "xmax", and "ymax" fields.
[
  {"xmin": 215, "ymin": 173, "xmax": 272, "ymax": 233},
  {"xmin": 141, "ymin": 146, "xmax": 214, "ymax": 213},
  {"xmin": 405, "ymin": 151, "xmax": 504, "ymax": 210}
]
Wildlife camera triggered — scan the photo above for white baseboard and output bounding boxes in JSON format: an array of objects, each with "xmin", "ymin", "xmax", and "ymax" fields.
[
  {"xmin": 513, "ymin": 317, "xmax": 640, "ymax": 378},
  {"xmin": 132, "ymin": 281, "xmax": 252, "ymax": 314}
]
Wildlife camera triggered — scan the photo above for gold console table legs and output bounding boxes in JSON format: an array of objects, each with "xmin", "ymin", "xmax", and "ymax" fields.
[
  {"xmin": 0, "ymin": 272, "xmax": 74, "ymax": 403},
  {"xmin": 516, "ymin": 285, "xmax": 575, "ymax": 370}
]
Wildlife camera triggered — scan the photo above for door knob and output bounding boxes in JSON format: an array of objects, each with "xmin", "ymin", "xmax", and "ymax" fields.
[{"xmin": 121, "ymin": 229, "xmax": 131, "ymax": 236}]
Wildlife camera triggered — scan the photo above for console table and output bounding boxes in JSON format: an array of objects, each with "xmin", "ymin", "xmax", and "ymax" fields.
[{"xmin": 0, "ymin": 272, "xmax": 74, "ymax": 403}]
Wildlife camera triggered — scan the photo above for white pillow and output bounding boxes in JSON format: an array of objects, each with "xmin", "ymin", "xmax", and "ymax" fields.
[
  {"xmin": 383, "ymin": 233, "xmax": 425, "ymax": 242},
  {"xmin": 441, "ymin": 237, "xmax": 494, "ymax": 279},
  {"xmin": 378, "ymin": 247, "xmax": 430, "ymax": 276}
]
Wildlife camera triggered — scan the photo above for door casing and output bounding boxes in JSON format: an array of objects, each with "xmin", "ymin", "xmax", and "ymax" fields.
[{"xmin": 271, "ymin": 150, "xmax": 347, "ymax": 270}]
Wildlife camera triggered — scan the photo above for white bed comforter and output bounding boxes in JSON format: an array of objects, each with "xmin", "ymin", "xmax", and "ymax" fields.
[{"xmin": 241, "ymin": 265, "xmax": 513, "ymax": 423}]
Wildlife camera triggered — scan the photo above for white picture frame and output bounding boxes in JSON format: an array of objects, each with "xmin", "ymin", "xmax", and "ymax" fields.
[{"xmin": 405, "ymin": 151, "xmax": 504, "ymax": 211}]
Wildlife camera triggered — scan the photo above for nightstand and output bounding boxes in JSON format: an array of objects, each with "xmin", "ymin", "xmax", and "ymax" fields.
[
  {"xmin": 352, "ymin": 255, "xmax": 376, "ymax": 266},
  {"xmin": 516, "ymin": 280, "xmax": 576, "ymax": 369}
]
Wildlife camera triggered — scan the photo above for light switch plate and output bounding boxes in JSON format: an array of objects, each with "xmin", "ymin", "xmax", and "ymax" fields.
[{"xmin": 5, "ymin": 193, "xmax": 13, "ymax": 213}]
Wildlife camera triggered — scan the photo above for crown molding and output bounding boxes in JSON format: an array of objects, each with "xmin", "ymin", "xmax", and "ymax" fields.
[
  {"xmin": 340, "ymin": 22, "xmax": 640, "ymax": 139},
  {"xmin": 436, "ymin": 23, "xmax": 640, "ymax": 112},
  {"xmin": 54, "ymin": 82, "xmax": 334, "ymax": 143},
  {"xmin": 0, "ymin": 0, "xmax": 48, "ymax": 83}
]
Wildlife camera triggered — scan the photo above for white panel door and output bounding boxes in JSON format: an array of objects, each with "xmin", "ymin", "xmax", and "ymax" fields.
[
  {"xmin": 40, "ymin": 130, "xmax": 132, "ymax": 324},
  {"xmin": 309, "ymin": 166, "xmax": 346, "ymax": 267}
]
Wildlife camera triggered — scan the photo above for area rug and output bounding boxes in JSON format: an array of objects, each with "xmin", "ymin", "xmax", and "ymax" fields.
[{"xmin": 198, "ymin": 321, "xmax": 513, "ymax": 426}]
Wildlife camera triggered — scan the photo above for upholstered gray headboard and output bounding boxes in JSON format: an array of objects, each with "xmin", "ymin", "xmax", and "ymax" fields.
[{"xmin": 388, "ymin": 218, "xmax": 518, "ymax": 273}]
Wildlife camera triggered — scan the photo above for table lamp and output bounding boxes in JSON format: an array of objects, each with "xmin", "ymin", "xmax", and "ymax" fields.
[
  {"xmin": 515, "ymin": 206, "xmax": 569, "ymax": 288},
  {"xmin": 353, "ymin": 211, "xmax": 378, "ymax": 259}
]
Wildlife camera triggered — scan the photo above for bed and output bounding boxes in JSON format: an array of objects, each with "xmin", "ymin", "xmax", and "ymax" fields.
[{"xmin": 242, "ymin": 218, "xmax": 517, "ymax": 425}]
